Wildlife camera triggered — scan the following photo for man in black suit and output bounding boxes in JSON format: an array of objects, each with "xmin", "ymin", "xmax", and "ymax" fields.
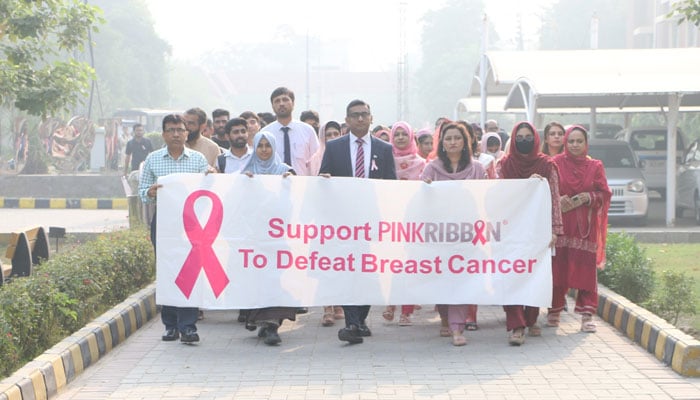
[{"xmin": 319, "ymin": 99, "xmax": 397, "ymax": 344}]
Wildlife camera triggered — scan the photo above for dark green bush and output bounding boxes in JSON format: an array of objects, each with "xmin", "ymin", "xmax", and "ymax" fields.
[
  {"xmin": 599, "ymin": 231, "xmax": 655, "ymax": 303},
  {"xmin": 645, "ymin": 270, "xmax": 698, "ymax": 326},
  {"xmin": 0, "ymin": 227, "xmax": 154, "ymax": 378}
]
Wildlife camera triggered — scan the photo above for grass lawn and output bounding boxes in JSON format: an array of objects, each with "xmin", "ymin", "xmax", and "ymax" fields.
[{"xmin": 640, "ymin": 243, "xmax": 700, "ymax": 333}]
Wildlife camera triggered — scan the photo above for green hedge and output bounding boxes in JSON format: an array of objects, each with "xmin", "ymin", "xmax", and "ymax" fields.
[{"xmin": 0, "ymin": 228, "xmax": 154, "ymax": 378}]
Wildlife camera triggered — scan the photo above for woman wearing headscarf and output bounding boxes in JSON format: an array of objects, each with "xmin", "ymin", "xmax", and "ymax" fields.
[
  {"xmin": 241, "ymin": 131, "xmax": 296, "ymax": 345},
  {"xmin": 381, "ymin": 121, "xmax": 427, "ymax": 327},
  {"xmin": 309, "ymin": 121, "xmax": 342, "ymax": 176},
  {"xmin": 309, "ymin": 121, "xmax": 346, "ymax": 326},
  {"xmin": 548, "ymin": 125, "xmax": 611, "ymax": 333},
  {"xmin": 420, "ymin": 122, "xmax": 487, "ymax": 346},
  {"xmin": 498, "ymin": 121, "xmax": 563, "ymax": 346},
  {"xmin": 415, "ymin": 128, "xmax": 434, "ymax": 159}
]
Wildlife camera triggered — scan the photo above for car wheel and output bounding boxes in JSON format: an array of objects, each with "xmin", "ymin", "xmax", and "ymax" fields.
[{"xmin": 695, "ymin": 194, "xmax": 700, "ymax": 226}]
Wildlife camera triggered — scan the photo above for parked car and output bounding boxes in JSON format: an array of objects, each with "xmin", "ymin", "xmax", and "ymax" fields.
[
  {"xmin": 615, "ymin": 126, "xmax": 689, "ymax": 196},
  {"xmin": 587, "ymin": 140, "xmax": 649, "ymax": 225},
  {"xmin": 676, "ymin": 139, "xmax": 700, "ymax": 225}
]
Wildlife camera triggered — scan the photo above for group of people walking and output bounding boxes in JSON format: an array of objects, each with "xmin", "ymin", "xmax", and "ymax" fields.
[{"xmin": 137, "ymin": 86, "xmax": 611, "ymax": 348}]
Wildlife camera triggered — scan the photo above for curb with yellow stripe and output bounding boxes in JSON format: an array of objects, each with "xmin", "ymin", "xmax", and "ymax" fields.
[
  {"xmin": 0, "ymin": 284, "xmax": 156, "ymax": 400},
  {"xmin": 597, "ymin": 284, "xmax": 700, "ymax": 376},
  {"xmin": 0, "ymin": 198, "xmax": 128, "ymax": 210}
]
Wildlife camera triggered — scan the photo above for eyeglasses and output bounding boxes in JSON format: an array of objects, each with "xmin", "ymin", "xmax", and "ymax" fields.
[
  {"xmin": 515, "ymin": 135, "xmax": 534, "ymax": 143},
  {"xmin": 348, "ymin": 112, "xmax": 370, "ymax": 120},
  {"xmin": 164, "ymin": 128, "xmax": 187, "ymax": 134}
]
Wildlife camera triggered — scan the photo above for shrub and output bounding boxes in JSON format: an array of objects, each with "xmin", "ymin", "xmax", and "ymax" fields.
[
  {"xmin": 599, "ymin": 231, "xmax": 655, "ymax": 303},
  {"xmin": 0, "ymin": 227, "xmax": 154, "ymax": 379},
  {"xmin": 645, "ymin": 270, "xmax": 698, "ymax": 326}
]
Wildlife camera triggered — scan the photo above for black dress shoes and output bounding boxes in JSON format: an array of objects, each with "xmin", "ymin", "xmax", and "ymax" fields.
[
  {"xmin": 180, "ymin": 329, "xmax": 200, "ymax": 344},
  {"xmin": 162, "ymin": 328, "xmax": 179, "ymax": 341},
  {"xmin": 296, "ymin": 307, "xmax": 309, "ymax": 314},
  {"xmin": 263, "ymin": 323, "xmax": 281, "ymax": 346},
  {"xmin": 358, "ymin": 324, "xmax": 372, "ymax": 337},
  {"xmin": 338, "ymin": 325, "xmax": 363, "ymax": 344}
]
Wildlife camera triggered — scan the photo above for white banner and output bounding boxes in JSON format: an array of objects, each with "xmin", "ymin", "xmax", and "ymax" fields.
[{"xmin": 155, "ymin": 174, "xmax": 553, "ymax": 308}]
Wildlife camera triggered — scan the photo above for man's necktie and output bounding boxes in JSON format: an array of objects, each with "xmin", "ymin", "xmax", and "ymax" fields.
[
  {"xmin": 355, "ymin": 138, "xmax": 365, "ymax": 178},
  {"xmin": 281, "ymin": 126, "xmax": 291, "ymax": 165}
]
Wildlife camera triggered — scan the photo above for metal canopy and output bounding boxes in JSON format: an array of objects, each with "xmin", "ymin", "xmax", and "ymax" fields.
[{"xmin": 467, "ymin": 48, "xmax": 700, "ymax": 227}]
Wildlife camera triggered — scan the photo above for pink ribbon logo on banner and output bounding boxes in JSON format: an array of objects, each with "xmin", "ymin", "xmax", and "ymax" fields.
[
  {"xmin": 472, "ymin": 220, "xmax": 488, "ymax": 245},
  {"xmin": 175, "ymin": 190, "xmax": 229, "ymax": 298}
]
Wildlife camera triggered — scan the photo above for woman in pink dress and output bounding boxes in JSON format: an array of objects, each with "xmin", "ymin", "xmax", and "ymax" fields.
[
  {"xmin": 420, "ymin": 122, "xmax": 487, "ymax": 346},
  {"xmin": 382, "ymin": 121, "xmax": 427, "ymax": 326}
]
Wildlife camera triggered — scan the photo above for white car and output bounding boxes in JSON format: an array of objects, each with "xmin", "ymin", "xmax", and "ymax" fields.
[
  {"xmin": 677, "ymin": 139, "xmax": 700, "ymax": 225},
  {"xmin": 615, "ymin": 126, "xmax": 688, "ymax": 197},
  {"xmin": 588, "ymin": 140, "xmax": 649, "ymax": 225}
]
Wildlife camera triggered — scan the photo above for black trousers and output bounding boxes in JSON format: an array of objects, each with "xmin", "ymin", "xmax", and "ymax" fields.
[
  {"xmin": 342, "ymin": 305, "xmax": 371, "ymax": 328},
  {"xmin": 151, "ymin": 210, "xmax": 199, "ymax": 333}
]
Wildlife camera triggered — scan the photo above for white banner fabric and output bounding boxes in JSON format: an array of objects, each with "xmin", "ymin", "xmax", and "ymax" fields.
[{"xmin": 155, "ymin": 173, "xmax": 553, "ymax": 308}]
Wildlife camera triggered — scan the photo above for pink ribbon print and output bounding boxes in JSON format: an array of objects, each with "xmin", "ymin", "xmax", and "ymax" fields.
[
  {"xmin": 472, "ymin": 220, "xmax": 488, "ymax": 245},
  {"xmin": 175, "ymin": 190, "xmax": 229, "ymax": 299}
]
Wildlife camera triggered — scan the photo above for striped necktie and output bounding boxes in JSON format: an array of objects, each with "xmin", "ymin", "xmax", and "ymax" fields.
[{"xmin": 355, "ymin": 138, "xmax": 365, "ymax": 178}]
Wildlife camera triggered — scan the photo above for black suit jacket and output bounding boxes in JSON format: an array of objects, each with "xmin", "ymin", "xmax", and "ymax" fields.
[{"xmin": 319, "ymin": 134, "xmax": 397, "ymax": 180}]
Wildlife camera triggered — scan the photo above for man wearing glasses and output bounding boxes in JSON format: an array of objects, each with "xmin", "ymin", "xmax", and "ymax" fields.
[
  {"xmin": 319, "ymin": 99, "xmax": 397, "ymax": 344},
  {"xmin": 139, "ymin": 114, "xmax": 211, "ymax": 344}
]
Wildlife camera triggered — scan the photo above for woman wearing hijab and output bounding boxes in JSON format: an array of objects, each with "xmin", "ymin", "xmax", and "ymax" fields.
[
  {"xmin": 541, "ymin": 121, "xmax": 566, "ymax": 156},
  {"xmin": 415, "ymin": 128, "xmax": 434, "ymax": 159},
  {"xmin": 381, "ymin": 121, "xmax": 427, "ymax": 327},
  {"xmin": 548, "ymin": 125, "xmax": 611, "ymax": 333},
  {"xmin": 420, "ymin": 122, "xmax": 487, "ymax": 346},
  {"xmin": 309, "ymin": 121, "xmax": 347, "ymax": 326},
  {"xmin": 309, "ymin": 121, "xmax": 342, "ymax": 176},
  {"xmin": 241, "ymin": 131, "xmax": 296, "ymax": 345},
  {"xmin": 498, "ymin": 121, "xmax": 563, "ymax": 346}
]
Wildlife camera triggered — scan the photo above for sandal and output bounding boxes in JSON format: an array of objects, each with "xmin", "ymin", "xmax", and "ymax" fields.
[
  {"xmin": 398, "ymin": 314, "xmax": 412, "ymax": 326},
  {"xmin": 465, "ymin": 322, "xmax": 478, "ymax": 331},
  {"xmin": 439, "ymin": 326, "xmax": 451, "ymax": 337},
  {"xmin": 528, "ymin": 323, "xmax": 542, "ymax": 337},
  {"xmin": 382, "ymin": 305, "xmax": 396, "ymax": 321},
  {"xmin": 452, "ymin": 333, "xmax": 467, "ymax": 346},
  {"xmin": 333, "ymin": 306, "xmax": 345, "ymax": 320},
  {"xmin": 321, "ymin": 307, "xmax": 335, "ymax": 327},
  {"xmin": 546, "ymin": 312, "xmax": 560, "ymax": 327},
  {"xmin": 508, "ymin": 328, "xmax": 525, "ymax": 346},
  {"xmin": 581, "ymin": 313, "xmax": 597, "ymax": 333}
]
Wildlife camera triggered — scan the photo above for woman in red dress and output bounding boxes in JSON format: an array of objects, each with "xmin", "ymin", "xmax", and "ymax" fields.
[{"xmin": 548, "ymin": 125, "xmax": 611, "ymax": 333}]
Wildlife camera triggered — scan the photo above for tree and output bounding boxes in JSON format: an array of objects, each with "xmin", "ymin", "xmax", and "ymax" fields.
[
  {"xmin": 0, "ymin": 0, "xmax": 102, "ymax": 173},
  {"xmin": 413, "ymin": 0, "xmax": 486, "ymax": 124},
  {"xmin": 0, "ymin": 0, "xmax": 102, "ymax": 117},
  {"xmin": 668, "ymin": 0, "xmax": 700, "ymax": 27},
  {"xmin": 84, "ymin": 0, "xmax": 171, "ymax": 115}
]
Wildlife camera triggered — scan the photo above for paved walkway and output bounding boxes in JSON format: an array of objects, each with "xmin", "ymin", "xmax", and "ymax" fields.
[{"xmin": 54, "ymin": 305, "xmax": 700, "ymax": 400}]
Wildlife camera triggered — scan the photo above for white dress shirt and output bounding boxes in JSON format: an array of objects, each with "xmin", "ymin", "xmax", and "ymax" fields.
[
  {"xmin": 266, "ymin": 120, "xmax": 319, "ymax": 176},
  {"xmin": 349, "ymin": 132, "xmax": 371, "ymax": 178}
]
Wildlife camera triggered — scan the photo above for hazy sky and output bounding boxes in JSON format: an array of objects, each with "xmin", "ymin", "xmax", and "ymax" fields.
[{"xmin": 145, "ymin": 0, "xmax": 554, "ymax": 70}]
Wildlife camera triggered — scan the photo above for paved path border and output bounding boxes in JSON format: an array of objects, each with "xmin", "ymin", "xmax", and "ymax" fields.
[{"xmin": 0, "ymin": 198, "xmax": 127, "ymax": 210}]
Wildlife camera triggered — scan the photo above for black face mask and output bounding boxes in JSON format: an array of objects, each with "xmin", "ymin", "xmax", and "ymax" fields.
[{"xmin": 515, "ymin": 140, "xmax": 535, "ymax": 154}]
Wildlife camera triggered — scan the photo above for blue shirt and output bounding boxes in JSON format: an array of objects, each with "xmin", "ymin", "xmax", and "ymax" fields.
[{"xmin": 138, "ymin": 147, "xmax": 208, "ymax": 203}]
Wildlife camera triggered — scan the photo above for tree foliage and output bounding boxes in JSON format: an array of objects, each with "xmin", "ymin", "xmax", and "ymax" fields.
[
  {"xmin": 0, "ymin": 0, "xmax": 102, "ymax": 117},
  {"xmin": 414, "ymin": 0, "xmax": 486, "ymax": 123},
  {"xmin": 85, "ymin": 0, "xmax": 171, "ymax": 115},
  {"xmin": 669, "ymin": 0, "xmax": 700, "ymax": 26}
]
